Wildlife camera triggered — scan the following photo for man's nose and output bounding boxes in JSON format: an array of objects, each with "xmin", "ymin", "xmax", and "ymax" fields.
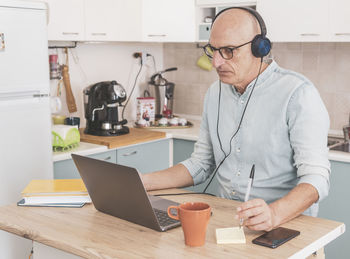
[{"xmin": 212, "ymin": 51, "xmax": 225, "ymax": 68}]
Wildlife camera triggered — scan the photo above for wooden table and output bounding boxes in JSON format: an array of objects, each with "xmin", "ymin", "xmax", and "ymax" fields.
[{"xmin": 0, "ymin": 189, "xmax": 345, "ymax": 259}]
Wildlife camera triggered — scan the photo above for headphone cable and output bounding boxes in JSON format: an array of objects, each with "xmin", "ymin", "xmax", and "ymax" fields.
[
  {"xmin": 202, "ymin": 60, "xmax": 263, "ymax": 194},
  {"xmin": 154, "ymin": 60, "xmax": 264, "ymax": 198}
]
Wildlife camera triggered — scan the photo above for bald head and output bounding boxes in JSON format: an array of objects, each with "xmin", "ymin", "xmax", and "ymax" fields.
[{"xmin": 211, "ymin": 8, "xmax": 260, "ymax": 45}]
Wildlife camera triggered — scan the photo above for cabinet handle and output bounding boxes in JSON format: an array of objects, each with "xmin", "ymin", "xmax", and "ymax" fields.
[
  {"xmin": 335, "ymin": 33, "xmax": 350, "ymax": 36},
  {"xmin": 103, "ymin": 156, "xmax": 111, "ymax": 161},
  {"xmin": 300, "ymin": 33, "xmax": 320, "ymax": 36},
  {"xmin": 62, "ymin": 32, "xmax": 79, "ymax": 35},
  {"xmin": 122, "ymin": 151, "xmax": 137, "ymax": 157},
  {"xmin": 91, "ymin": 33, "xmax": 107, "ymax": 36},
  {"xmin": 147, "ymin": 34, "xmax": 166, "ymax": 37}
]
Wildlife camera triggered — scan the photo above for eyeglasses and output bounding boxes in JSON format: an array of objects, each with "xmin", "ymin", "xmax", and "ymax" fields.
[{"xmin": 203, "ymin": 41, "xmax": 252, "ymax": 60}]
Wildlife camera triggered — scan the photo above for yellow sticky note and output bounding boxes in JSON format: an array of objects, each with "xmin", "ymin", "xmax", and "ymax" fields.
[{"xmin": 216, "ymin": 227, "xmax": 246, "ymax": 244}]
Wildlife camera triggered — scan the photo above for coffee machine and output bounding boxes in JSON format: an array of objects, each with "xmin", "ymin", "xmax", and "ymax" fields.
[
  {"xmin": 83, "ymin": 81, "xmax": 129, "ymax": 136},
  {"xmin": 148, "ymin": 67, "xmax": 177, "ymax": 118}
]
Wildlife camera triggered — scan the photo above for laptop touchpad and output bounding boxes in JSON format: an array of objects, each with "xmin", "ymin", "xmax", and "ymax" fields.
[{"xmin": 148, "ymin": 195, "xmax": 179, "ymax": 211}]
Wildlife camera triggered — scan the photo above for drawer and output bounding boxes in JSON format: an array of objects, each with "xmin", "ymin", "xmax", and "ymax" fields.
[
  {"xmin": 116, "ymin": 139, "xmax": 169, "ymax": 174},
  {"xmin": 54, "ymin": 150, "xmax": 116, "ymax": 179}
]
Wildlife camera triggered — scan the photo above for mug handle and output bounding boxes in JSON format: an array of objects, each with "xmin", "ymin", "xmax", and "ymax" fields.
[{"xmin": 167, "ymin": 205, "xmax": 179, "ymax": 220}]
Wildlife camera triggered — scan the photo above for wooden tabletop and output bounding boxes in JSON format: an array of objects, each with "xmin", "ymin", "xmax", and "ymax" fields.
[
  {"xmin": 79, "ymin": 128, "xmax": 166, "ymax": 149},
  {"xmin": 0, "ymin": 189, "xmax": 345, "ymax": 259}
]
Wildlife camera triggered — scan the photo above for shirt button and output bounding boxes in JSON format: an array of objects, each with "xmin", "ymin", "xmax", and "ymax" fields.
[
  {"xmin": 240, "ymin": 99, "xmax": 244, "ymax": 104},
  {"xmin": 236, "ymin": 148, "xmax": 241, "ymax": 153},
  {"xmin": 237, "ymin": 171, "xmax": 241, "ymax": 176}
]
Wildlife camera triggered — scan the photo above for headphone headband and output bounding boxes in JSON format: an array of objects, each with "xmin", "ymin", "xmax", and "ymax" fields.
[{"xmin": 211, "ymin": 7, "xmax": 267, "ymax": 36}]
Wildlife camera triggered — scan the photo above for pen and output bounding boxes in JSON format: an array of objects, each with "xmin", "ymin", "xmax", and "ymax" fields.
[{"xmin": 240, "ymin": 164, "xmax": 255, "ymax": 228}]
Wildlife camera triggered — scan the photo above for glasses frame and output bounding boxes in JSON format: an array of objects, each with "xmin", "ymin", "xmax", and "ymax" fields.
[{"xmin": 203, "ymin": 40, "xmax": 252, "ymax": 60}]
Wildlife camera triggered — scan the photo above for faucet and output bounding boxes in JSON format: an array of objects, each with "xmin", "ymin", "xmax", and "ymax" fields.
[{"xmin": 343, "ymin": 113, "xmax": 350, "ymax": 142}]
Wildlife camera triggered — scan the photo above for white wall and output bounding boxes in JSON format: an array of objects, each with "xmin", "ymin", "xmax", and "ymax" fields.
[{"xmin": 48, "ymin": 42, "xmax": 163, "ymax": 127}]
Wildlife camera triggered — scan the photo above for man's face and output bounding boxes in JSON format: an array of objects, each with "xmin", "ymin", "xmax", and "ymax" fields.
[{"xmin": 209, "ymin": 16, "xmax": 258, "ymax": 88}]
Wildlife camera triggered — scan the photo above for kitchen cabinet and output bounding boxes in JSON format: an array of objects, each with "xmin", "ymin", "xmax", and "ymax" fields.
[
  {"xmin": 257, "ymin": 0, "xmax": 350, "ymax": 42},
  {"xmin": 84, "ymin": 0, "xmax": 142, "ymax": 41},
  {"xmin": 54, "ymin": 150, "xmax": 116, "ymax": 179},
  {"xmin": 46, "ymin": 0, "xmax": 140, "ymax": 41},
  {"xmin": 142, "ymin": 0, "xmax": 196, "ymax": 42},
  {"xmin": 45, "ymin": 0, "xmax": 195, "ymax": 42},
  {"xmin": 45, "ymin": 0, "xmax": 85, "ymax": 41},
  {"xmin": 173, "ymin": 139, "xmax": 218, "ymax": 194},
  {"xmin": 257, "ymin": 0, "xmax": 328, "ymax": 42},
  {"xmin": 84, "ymin": 0, "xmax": 120, "ymax": 41},
  {"xmin": 329, "ymin": 0, "xmax": 350, "ymax": 41},
  {"xmin": 117, "ymin": 139, "xmax": 170, "ymax": 174},
  {"xmin": 173, "ymin": 139, "xmax": 196, "ymax": 165},
  {"xmin": 54, "ymin": 139, "xmax": 170, "ymax": 178},
  {"xmin": 318, "ymin": 161, "xmax": 350, "ymax": 258}
]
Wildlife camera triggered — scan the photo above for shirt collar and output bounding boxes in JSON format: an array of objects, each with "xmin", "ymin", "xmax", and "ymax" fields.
[{"xmin": 230, "ymin": 60, "xmax": 278, "ymax": 96}]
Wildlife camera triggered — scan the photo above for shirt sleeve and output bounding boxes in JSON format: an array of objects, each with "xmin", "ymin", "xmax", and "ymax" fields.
[
  {"xmin": 287, "ymin": 82, "xmax": 331, "ymax": 202},
  {"xmin": 181, "ymin": 89, "xmax": 216, "ymax": 185}
]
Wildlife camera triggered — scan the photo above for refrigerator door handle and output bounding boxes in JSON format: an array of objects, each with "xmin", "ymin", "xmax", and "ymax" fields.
[
  {"xmin": 33, "ymin": 93, "xmax": 50, "ymax": 98},
  {"xmin": 0, "ymin": 91, "xmax": 49, "ymax": 100}
]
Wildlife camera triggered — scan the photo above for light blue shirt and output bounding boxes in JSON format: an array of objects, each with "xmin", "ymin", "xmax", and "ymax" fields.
[{"xmin": 182, "ymin": 61, "xmax": 330, "ymax": 216}]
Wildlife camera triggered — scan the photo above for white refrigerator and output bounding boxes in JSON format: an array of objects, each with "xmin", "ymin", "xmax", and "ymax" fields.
[{"xmin": 0, "ymin": 0, "xmax": 53, "ymax": 258}]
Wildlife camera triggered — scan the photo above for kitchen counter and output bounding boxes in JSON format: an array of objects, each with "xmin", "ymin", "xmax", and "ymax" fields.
[{"xmin": 52, "ymin": 118, "xmax": 350, "ymax": 164}]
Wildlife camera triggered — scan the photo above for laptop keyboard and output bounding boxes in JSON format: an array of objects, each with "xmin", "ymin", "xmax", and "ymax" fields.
[{"xmin": 154, "ymin": 208, "xmax": 179, "ymax": 227}]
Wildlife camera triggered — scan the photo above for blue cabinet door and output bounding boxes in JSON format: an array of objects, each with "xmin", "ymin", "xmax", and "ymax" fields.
[
  {"xmin": 173, "ymin": 139, "xmax": 196, "ymax": 165},
  {"xmin": 116, "ymin": 139, "xmax": 169, "ymax": 174},
  {"xmin": 54, "ymin": 150, "xmax": 116, "ymax": 179},
  {"xmin": 318, "ymin": 161, "xmax": 350, "ymax": 258},
  {"xmin": 173, "ymin": 139, "xmax": 219, "ymax": 194}
]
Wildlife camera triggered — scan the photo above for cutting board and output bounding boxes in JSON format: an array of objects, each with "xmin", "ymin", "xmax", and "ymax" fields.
[{"xmin": 79, "ymin": 128, "xmax": 166, "ymax": 149}]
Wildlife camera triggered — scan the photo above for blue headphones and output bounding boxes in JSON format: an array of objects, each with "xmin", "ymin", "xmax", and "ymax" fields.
[{"xmin": 211, "ymin": 7, "xmax": 271, "ymax": 58}]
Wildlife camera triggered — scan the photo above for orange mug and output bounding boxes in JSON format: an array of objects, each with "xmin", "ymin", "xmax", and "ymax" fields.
[{"xmin": 167, "ymin": 202, "xmax": 211, "ymax": 247}]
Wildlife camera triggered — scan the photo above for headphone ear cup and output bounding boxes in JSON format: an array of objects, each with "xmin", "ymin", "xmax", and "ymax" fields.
[{"xmin": 251, "ymin": 35, "xmax": 271, "ymax": 58}]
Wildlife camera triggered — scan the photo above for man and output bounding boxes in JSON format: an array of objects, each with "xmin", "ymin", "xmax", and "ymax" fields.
[{"xmin": 142, "ymin": 8, "xmax": 330, "ymax": 232}]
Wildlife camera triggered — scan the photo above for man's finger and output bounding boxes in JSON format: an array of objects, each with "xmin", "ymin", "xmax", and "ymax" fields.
[
  {"xmin": 237, "ymin": 198, "xmax": 265, "ymax": 212},
  {"xmin": 244, "ymin": 212, "xmax": 269, "ymax": 226},
  {"xmin": 238, "ymin": 206, "xmax": 264, "ymax": 220}
]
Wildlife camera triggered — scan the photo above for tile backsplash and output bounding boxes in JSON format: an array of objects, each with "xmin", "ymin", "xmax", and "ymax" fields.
[{"xmin": 163, "ymin": 42, "xmax": 350, "ymax": 131}]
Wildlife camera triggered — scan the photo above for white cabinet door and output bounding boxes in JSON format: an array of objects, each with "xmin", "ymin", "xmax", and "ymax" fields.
[
  {"xmin": 257, "ymin": 0, "xmax": 328, "ymax": 42},
  {"xmin": 143, "ymin": 0, "xmax": 195, "ymax": 42},
  {"xmin": 329, "ymin": 0, "xmax": 350, "ymax": 41},
  {"xmin": 45, "ymin": 0, "xmax": 85, "ymax": 41},
  {"xmin": 118, "ymin": 0, "xmax": 142, "ymax": 41},
  {"xmin": 85, "ymin": 0, "xmax": 120, "ymax": 41}
]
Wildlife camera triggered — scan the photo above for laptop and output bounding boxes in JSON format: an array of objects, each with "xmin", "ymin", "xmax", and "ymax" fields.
[{"xmin": 71, "ymin": 154, "xmax": 181, "ymax": 232}]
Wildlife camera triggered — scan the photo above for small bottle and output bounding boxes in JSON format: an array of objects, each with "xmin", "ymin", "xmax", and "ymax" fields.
[{"xmin": 49, "ymin": 54, "xmax": 60, "ymax": 80}]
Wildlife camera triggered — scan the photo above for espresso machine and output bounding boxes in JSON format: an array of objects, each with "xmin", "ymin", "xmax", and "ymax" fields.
[
  {"xmin": 83, "ymin": 81, "xmax": 129, "ymax": 136},
  {"xmin": 148, "ymin": 67, "xmax": 177, "ymax": 118}
]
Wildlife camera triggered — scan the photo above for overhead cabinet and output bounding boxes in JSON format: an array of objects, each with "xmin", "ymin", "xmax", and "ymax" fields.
[
  {"xmin": 329, "ymin": 0, "xmax": 350, "ymax": 41},
  {"xmin": 45, "ymin": 0, "xmax": 85, "ymax": 41},
  {"xmin": 45, "ymin": 0, "xmax": 195, "ymax": 42},
  {"xmin": 84, "ymin": 0, "xmax": 120, "ymax": 41},
  {"xmin": 142, "ymin": 0, "xmax": 196, "ymax": 42},
  {"xmin": 256, "ymin": 0, "xmax": 350, "ymax": 42}
]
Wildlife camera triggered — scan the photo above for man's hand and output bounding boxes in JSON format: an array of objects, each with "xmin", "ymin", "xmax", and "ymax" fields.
[{"xmin": 235, "ymin": 199, "xmax": 278, "ymax": 231}]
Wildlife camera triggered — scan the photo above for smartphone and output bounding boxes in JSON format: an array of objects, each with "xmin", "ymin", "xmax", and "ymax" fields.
[{"xmin": 252, "ymin": 227, "xmax": 300, "ymax": 248}]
